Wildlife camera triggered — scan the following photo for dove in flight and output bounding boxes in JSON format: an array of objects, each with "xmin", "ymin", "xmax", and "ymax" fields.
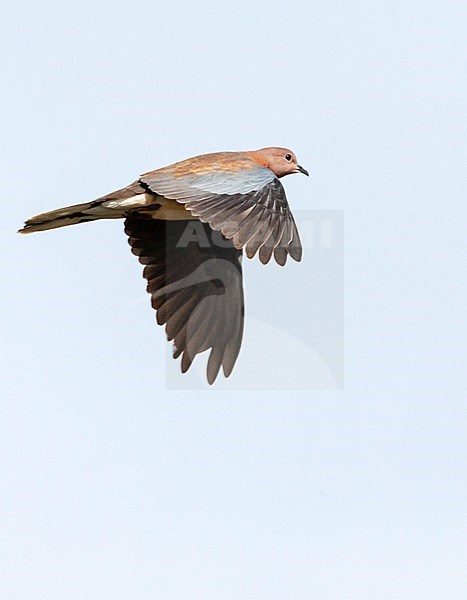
[{"xmin": 19, "ymin": 147, "xmax": 309, "ymax": 384}]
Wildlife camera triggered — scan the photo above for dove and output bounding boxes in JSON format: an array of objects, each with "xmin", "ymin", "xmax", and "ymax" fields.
[{"xmin": 19, "ymin": 147, "xmax": 309, "ymax": 384}]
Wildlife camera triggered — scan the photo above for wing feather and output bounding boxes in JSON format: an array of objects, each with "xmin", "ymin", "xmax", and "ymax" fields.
[
  {"xmin": 140, "ymin": 166, "xmax": 302, "ymax": 265},
  {"xmin": 124, "ymin": 217, "xmax": 244, "ymax": 384}
]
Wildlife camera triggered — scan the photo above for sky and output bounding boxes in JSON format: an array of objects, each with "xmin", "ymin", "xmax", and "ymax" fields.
[{"xmin": 1, "ymin": 0, "xmax": 467, "ymax": 598}]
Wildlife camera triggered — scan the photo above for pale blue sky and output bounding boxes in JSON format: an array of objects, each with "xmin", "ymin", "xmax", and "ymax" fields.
[{"xmin": 2, "ymin": 1, "xmax": 467, "ymax": 598}]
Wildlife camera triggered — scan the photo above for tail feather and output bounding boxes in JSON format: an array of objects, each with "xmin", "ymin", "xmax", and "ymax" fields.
[
  {"xmin": 18, "ymin": 201, "xmax": 113, "ymax": 234},
  {"xmin": 18, "ymin": 202, "xmax": 123, "ymax": 233},
  {"xmin": 18, "ymin": 182, "xmax": 148, "ymax": 234}
]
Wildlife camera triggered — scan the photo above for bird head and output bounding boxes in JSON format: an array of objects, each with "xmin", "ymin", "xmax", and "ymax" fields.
[{"xmin": 252, "ymin": 147, "xmax": 309, "ymax": 178}]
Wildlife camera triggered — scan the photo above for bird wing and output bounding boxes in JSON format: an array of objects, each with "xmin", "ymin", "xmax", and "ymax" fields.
[
  {"xmin": 124, "ymin": 217, "xmax": 244, "ymax": 384},
  {"xmin": 140, "ymin": 156, "xmax": 302, "ymax": 265}
]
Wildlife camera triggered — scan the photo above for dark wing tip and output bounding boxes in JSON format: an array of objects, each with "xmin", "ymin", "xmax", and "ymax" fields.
[
  {"xmin": 273, "ymin": 246, "xmax": 288, "ymax": 266},
  {"xmin": 207, "ymin": 349, "xmax": 223, "ymax": 384},
  {"xmin": 287, "ymin": 243, "xmax": 303, "ymax": 262},
  {"xmin": 181, "ymin": 351, "xmax": 193, "ymax": 373}
]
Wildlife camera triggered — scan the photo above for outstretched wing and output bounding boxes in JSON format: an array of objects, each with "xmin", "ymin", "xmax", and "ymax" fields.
[
  {"xmin": 124, "ymin": 217, "xmax": 244, "ymax": 384},
  {"xmin": 140, "ymin": 158, "xmax": 302, "ymax": 266}
]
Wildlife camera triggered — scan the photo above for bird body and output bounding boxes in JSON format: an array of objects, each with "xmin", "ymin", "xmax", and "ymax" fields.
[{"xmin": 19, "ymin": 147, "xmax": 308, "ymax": 383}]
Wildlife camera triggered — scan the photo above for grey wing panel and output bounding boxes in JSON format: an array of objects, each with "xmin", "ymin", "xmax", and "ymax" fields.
[{"xmin": 141, "ymin": 164, "xmax": 275, "ymax": 196}]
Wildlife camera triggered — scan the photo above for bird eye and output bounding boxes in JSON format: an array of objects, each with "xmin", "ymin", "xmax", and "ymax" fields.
[{"xmin": 285, "ymin": 153, "xmax": 292, "ymax": 161}]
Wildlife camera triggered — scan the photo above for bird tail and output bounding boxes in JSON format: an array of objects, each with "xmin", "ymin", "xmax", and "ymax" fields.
[
  {"xmin": 18, "ymin": 182, "xmax": 147, "ymax": 234},
  {"xmin": 18, "ymin": 200, "xmax": 121, "ymax": 234}
]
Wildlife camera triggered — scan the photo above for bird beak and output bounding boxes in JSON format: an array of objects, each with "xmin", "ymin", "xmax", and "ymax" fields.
[{"xmin": 297, "ymin": 164, "xmax": 309, "ymax": 176}]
